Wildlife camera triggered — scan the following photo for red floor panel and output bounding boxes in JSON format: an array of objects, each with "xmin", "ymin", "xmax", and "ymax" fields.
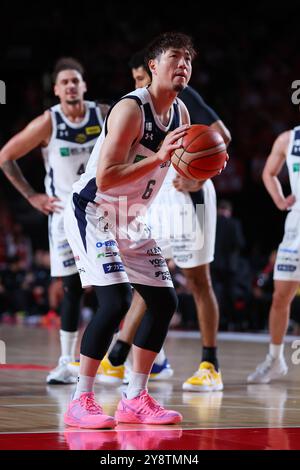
[{"xmin": 1, "ymin": 427, "xmax": 300, "ymax": 450}]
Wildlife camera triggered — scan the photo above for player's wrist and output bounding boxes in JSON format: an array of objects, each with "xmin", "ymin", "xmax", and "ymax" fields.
[{"xmin": 26, "ymin": 190, "xmax": 37, "ymax": 200}]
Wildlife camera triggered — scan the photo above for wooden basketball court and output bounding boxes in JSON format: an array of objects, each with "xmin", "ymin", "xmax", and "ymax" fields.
[{"xmin": 0, "ymin": 324, "xmax": 300, "ymax": 450}]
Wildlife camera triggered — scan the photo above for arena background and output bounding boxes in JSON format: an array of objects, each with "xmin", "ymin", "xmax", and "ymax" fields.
[
  {"xmin": 1, "ymin": 2, "xmax": 300, "ymax": 457},
  {"xmin": 1, "ymin": 2, "xmax": 300, "ymax": 280}
]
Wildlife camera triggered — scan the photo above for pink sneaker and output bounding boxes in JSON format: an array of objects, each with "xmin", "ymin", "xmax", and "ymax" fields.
[
  {"xmin": 64, "ymin": 392, "xmax": 116, "ymax": 429},
  {"xmin": 115, "ymin": 390, "xmax": 182, "ymax": 425}
]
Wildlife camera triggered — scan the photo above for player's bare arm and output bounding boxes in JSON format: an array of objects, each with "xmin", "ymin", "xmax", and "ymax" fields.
[
  {"xmin": 210, "ymin": 120, "xmax": 231, "ymax": 147},
  {"xmin": 262, "ymin": 130, "xmax": 295, "ymax": 210},
  {"xmin": 0, "ymin": 111, "xmax": 62, "ymax": 215},
  {"xmin": 96, "ymin": 98, "xmax": 189, "ymax": 191}
]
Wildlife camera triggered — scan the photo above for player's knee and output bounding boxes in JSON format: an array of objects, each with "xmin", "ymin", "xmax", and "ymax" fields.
[
  {"xmin": 94, "ymin": 284, "xmax": 132, "ymax": 318},
  {"xmin": 160, "ymin": 288, "xmax": 178, "ymax": 319},
  {"xmin": 62, "ymin": 273, "xmax": 82, "ymax": 298},
  {"xmin": 166, "ymin": 289, "xmax": 178, "ymax": 315},
  {"xmin": 187, "ymin": 274, "xmax": 213, "ymax": 295},
  {"xmin": 272, "ymin": 289, "xmax": 291, "ymax": 309}
]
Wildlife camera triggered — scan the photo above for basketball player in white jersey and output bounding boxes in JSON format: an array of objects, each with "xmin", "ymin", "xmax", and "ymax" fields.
[
  {"xmin": 247, "ymin": 128, "xmax": 298, "ymax": 383},
  {"xmin": 0, "ymin": 58, "xmax": 107, "ymax": 384},
  {"xmin": 63, "ymin": 32, "xmax": 196, "ymax": 428},
  {"xmin": 92, "ymin": 51, "xmax": 231, "ymax": 392}
]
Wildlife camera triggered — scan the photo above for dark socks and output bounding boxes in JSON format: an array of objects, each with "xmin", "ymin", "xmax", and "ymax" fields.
[
  {"xmin": 202, "ymin": 347, "xmax": 219, "ymax": 371},
  {"xmin": 108, "ymin": 339, "xmax": 131, "ymax": 366}
]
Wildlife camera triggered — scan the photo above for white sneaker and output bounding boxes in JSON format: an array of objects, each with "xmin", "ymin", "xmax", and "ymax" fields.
[
  {"xmin": 247, "ymin": 354, "xmax": 288, "ymax": 384},
  {"xmin": 47, "ymin": 357, "xmax": 77, "ymax": 385}
]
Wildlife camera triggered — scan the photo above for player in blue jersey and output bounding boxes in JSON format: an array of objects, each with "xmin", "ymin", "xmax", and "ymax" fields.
[
  {"xmin": 248, "ymin": 129, "xmax": 299, "ymax": 384},
  {"xmin": 0, "ymin": 57, "xmax": 108, "ymax": 384}
]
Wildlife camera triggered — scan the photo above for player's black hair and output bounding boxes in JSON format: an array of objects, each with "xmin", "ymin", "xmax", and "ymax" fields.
[
  {"xmin": 145, "ymin": 32, "xmax": 196, "ymax": 69},
  {"xmin": 128, "ymin": 49, "xmax": 151, "ymax": 77}
]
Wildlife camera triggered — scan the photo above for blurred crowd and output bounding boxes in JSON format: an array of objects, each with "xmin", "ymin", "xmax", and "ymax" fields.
[
  {"xmin": 1, "ymin": 198, "xmax": 299, "ymax": 334},
  {"xmin": 1, "ymin": 5, "xmax": 300, "ymax": 332}
]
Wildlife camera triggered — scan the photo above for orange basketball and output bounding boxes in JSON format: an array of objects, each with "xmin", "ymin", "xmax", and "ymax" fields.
[{"xmin": 171, "ymin": 124, "xmax": 228, "ymax": 180}]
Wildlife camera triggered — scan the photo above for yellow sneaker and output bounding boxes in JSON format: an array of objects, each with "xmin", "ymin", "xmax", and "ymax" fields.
[
  {"xmin": 182, "ymin": 361, "xmax": 223, "ymax": 392},
  {"xmin": 97, "ymin": 355, "xmax": 125, "ymax": 384},
  {"xmin": 68, "ymin": 355, "xmax": 125, "ymax": 385}
]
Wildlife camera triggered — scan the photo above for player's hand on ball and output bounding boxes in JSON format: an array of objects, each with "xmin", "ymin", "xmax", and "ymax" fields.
[
  {"xmin": 218, "ymin": 153, "xmax": 229, "ymax": 174},
  {"xmin": 156, "ymin": 124, "xmax": 189, "ymax": 162}
]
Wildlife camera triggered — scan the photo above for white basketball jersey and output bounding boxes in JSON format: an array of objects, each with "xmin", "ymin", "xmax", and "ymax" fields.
[
  {"xmin": 42, "ymin": 101, "xmax": 104, "ymax": 205},
  {"xmin": 72, "ymin": 87, "xmax": 182, "ymax": 208},
  {"xmin": 286, "ymin": 126, "xmax": 300, "ymax": 210}
]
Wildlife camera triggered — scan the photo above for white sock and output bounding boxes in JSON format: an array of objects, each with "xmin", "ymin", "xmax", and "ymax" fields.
[
  {"xmin": 155, "ymin": 348, "xmax": 166, "ymax": 365},
  {"xmin": 60, "ymin": 330, "xmax": 78, "ymax": 362},
  {"xmin": 126, "ymin": 371, "xmax": 149, "ymax": 399},
  {"xmin": 73, "ymin": 374, "xmax": 95, "ymax": 400},
  {"xmin": 269, "ymin": 343, "xmax": 284, "ymax": 359}
]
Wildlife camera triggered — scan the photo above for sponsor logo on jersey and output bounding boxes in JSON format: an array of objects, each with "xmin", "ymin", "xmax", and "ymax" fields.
[
  {"xmin": 277, "ymin": 264, "xmax": 297, "ymax": 272},
  {"xmin": 147, "ymin": 246, "xmax": 162, "ymax": 256},
  {"xmin": 78, "ymin": 267, "xmax": 86, "ymax": 274},
  {"xmin": 154, "ymin": 270, "xmax": 172, "ymax": 281},
  {"xmin": 103, "ymin": 262, "xmax": 125, "ymax": 274},
  {"xmin": 293, "ymin": 163, "xmax": 300, "ymax": 172},
  {"xmin": 145, "ymin": 132, "xmax": 154, "ymax": 141},
  {"xmin": 175, "ymin": 254, "xmax": 193, "ymax": 263},
  {"xmin": 75, "ymin": 133, "xmax": 87, "ymax": 144},
  {"xmin": 149, "ymin": 258, "xmax": 167, "ymax": 267},
  {"xmin": 292, "ymin": 145, "xmax": 300, "ymax": 156},
  {"xmin": 145, "ymin": 122, "xmax": 152, "ymax": 131},
  {"xmin": 60, "ymin": 146, "xmax": 94, "ymax": 157},
  {"xmin": 60, "ymin": 250, "xmax": 73, "ymax": 257},
  {"xmin": 58, "ymin": 130, "xmax": 69, "ymax": 138},
  {"xmin": 279, "ymin": 248, "xmax": 299, "ymax": 254},
  {"xmin": 60, "ymin": 147, "xmax": 70, "ymax": 157},
  {"xmin": 58, "ymin": 241, "xmax": 70, "ymax": 250},
  {"xmin": 63, "ymin": 258, "xmax": 76, "ymax": 267},
  {"xmin": 134, "ymin": 155, "xmax": 147, "ymax": 163},
  {"xmin": 96, "ymin": 240, "xmax": 117, "ymax": 248},
  {"xmin": 85, "ymin": 125, "xmax": 101, "ymax": 135},
  {"xmin": 97, "ymin": 251, "xmax": 120, "ymax": 259},
  {"xmin": 286, "ymin": 228, "xmax": 298, "ymax": 241}
]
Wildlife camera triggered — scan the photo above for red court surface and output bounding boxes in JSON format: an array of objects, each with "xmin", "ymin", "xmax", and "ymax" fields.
[{"xmin": 1, "ymin": 427, "xmax": 300, "ymax": 450}]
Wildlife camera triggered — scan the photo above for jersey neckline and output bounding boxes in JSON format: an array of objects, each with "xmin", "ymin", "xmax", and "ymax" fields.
[{"xmin": 57, "ymin": 101, "xmax": 91, "ymax": 129}]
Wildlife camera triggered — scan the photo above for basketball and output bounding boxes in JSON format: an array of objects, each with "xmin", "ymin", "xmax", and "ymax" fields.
[{"xmin": 171, "ymin": 124, "xmax": 229, "ymax": 180}]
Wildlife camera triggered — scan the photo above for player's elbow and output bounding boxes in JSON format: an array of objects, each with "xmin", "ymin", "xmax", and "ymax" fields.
[
  {"xmin": 262, "ymin": 167, "xmax": 271, "ymax": 186},
  {"xmin": 96, "ymin": 175, "xmax": 107, "ymax": 192},
  {"xmin": 96, "ymin": 172, "xmax": 112, "ymax": 192},
  {"xmin": 0, "ymin": 150, "xmax": 11, "ymax": 169}
]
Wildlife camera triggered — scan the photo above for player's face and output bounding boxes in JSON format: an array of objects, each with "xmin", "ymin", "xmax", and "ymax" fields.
[
  {"xmin": 131, "ymin": 66, "xmax": 151, "ymax": 89},
  {"xmin": 54, "ymin": 70, "xmax": 86, "ymax": 105},
  {"xmin": 150, "ymin": 48, "xmax": 192, "ymax": 92}
]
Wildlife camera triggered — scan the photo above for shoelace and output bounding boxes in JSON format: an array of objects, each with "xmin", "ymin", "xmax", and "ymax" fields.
[
  {"xmin": 193, "ymin": 368, "xmax": 213, "ymax": 379},
  {"xmin": 140, "ymin": 393, "xmax": 165, "ymax": 415},
  {"xmin": 80, "ymin": 394, "xmax": 103, "ymax": 414}
]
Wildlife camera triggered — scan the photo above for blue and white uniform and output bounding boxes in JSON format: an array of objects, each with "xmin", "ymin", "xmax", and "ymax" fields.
[
  {"xmin": 64, "ymin": 87, "xmax": 183, "ymax": 287},
  {"xmin": 274, "ymin": 127, "xmax": 300, "ymax": 281},
  {"xmin": 42, "ymin": 101, "xmax": 104, "ymax": 276},
  {"xmin": 146, "ymin": 167, "xmax": 216, "ymax": 268}
]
